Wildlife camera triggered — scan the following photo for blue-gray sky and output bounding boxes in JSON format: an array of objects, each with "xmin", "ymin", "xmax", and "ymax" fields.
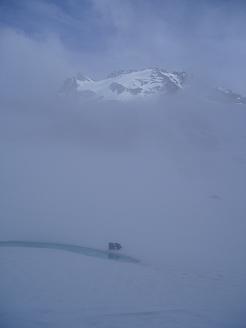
[
  {"xmin": 0, "ymin": 0, "xmax": 246, "ymax": 94},
  {"xmin": 1, "ymin": 0, "xmax": 246, "ymax": 47}
]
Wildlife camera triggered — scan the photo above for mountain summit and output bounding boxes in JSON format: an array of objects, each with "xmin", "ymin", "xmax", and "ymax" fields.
[
  {"xmin": 62, "ymin": 67, "xmax": 245, "ymax": 105},
  {"xmin": 62, "ymin": 68, "xmax": 187, "ymax": 101}
]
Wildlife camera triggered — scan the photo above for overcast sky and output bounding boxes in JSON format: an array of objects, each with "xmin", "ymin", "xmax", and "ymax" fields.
[{"xmin": 0, "ymin": 0, "xmax": 246, "ymax": 95}]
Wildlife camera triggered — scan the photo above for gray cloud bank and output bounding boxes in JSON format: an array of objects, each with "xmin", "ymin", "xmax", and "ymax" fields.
[{"xmin": 0, "ymin": 0, "xmax": 246, "ymax": 108}]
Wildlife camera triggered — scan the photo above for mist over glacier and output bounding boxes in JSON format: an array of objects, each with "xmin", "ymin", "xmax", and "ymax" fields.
[
  {"xmin": 1, "ymin": 94, "xmax": 246, "ymax": 327},
  {"xmin": 1, "ymin": 0, "xmax": 246, "ymax": 327}
]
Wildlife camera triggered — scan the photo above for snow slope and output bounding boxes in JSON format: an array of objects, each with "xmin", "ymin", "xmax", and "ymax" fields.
[
  {"xmin": 62, "ymin": 68, "xmax": 187, "ymax": 101},
  {"xmin": 1, "ymin": 242, "xmax": 245, "ymax": 328},
  {"xmin": 61, "ymin": 67, "xmax": 246, "ymax": 105}
]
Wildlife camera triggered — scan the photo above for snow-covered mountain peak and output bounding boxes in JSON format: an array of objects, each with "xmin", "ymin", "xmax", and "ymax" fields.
[
  {"xmin": 61, "ymin": 68, "xmax": 245, "ymax": 105},
  {"xmin": 76, "ymin": 73, "xmax": 93, "ymax": 82},
  {"xmin": 107, "ymin": 69, "xmax": 137, "ymax": 78},
  {"xmin": 212, "ymin": 87, "xmax": 246, "ymax": 104},
  {"xmin": 62, "ymin": 67, "xmax": 187, "ymax": 101}
]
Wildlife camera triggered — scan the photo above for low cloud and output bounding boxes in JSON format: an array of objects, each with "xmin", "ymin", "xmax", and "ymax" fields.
[{"xmin": 1, "ymin": 0, "xmax": 246, "ymax": 106}]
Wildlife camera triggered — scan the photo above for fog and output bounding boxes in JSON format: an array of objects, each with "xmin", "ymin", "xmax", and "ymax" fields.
[
  {"xmin": 1, "ymin": 1, "xmax": 246, "ymax": 327},
  {"xmin": 1, "ymin": 95, "xmax": 245, "ymax": 258}
]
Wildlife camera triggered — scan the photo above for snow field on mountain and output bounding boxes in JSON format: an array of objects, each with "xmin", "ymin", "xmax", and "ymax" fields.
[{"xmin": 75, "ymin": 68, "xmax": 184, "ymax": 100}]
